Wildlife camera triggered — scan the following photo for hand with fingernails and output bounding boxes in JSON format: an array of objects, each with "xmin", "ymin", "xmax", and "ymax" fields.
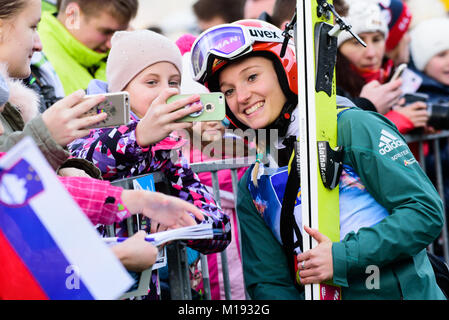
[
  {"xmin": 360, "ymin": 79, "xmax": 403, "ymax": 115},
  {"xmin": 297, "ymin": 225, "xmax": 334, "ymax": 285},
  {"xmin": 121, "ymin": 189, "xmax": 205, "ymax": 230},
  {"xmin": 392, "ymin": 100, "xmax": 429, "ymax": 128},
  {"xmin": 41, "ymin": 89, "xmax": 108, "ymax": 146},
  {"xmin": 135, "ymin": 88, "xmax": 203, "ymax": 147}
]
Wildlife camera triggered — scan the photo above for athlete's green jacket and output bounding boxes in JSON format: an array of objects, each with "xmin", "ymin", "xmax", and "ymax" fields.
[
  {"xmin": 38, "ymin": 12, "xmax": 108, "ymax": 95},
  {"xmin": 237, "ymin": 106, "xmax": 446, "ymax": 300}
]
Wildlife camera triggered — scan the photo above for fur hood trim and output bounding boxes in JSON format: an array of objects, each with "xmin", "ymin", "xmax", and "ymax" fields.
[{"xmin": 0, "ymin": 64, "xmax": 39, "ymax": 123}]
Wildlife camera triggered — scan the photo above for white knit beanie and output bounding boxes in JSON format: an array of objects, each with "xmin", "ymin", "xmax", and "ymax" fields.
[
  {"xmin": 107, "ymin": 30, "xmax": 183, "ymax": 93},
  {"xmin": 410, "ymin": 18, "xmax": 449, "ymax": 71},
  {"xmin": 337, "ymin": 0, "xmax": 389, "ymax": 48},
  {"xmin": 406, "ymin": 0, "xmax": 447, "ymax": 30}
]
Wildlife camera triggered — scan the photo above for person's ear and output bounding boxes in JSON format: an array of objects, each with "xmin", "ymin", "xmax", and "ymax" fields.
[{"xmin": 64, "ymin": 2, "xmax": 81, "ymax": 31}]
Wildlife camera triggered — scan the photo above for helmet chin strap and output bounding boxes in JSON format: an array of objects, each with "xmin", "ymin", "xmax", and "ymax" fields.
[{"xmin": 265, "ymin": 99, "xmax": 297, "ymax": 138}]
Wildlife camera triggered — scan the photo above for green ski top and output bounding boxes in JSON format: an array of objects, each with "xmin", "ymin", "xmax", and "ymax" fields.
[
  {"xmin": 237, "ymin": 104, "xmax": 445, "ymax": 300},
  {"xmin": 38, "ymin": 12, "xmax": 108, "ymax": 95}
]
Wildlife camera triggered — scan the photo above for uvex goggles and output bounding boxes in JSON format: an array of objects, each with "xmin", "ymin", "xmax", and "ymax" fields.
[{"xmin": 191, "ymin": 24, "xmax": 285, "ymax": 84}]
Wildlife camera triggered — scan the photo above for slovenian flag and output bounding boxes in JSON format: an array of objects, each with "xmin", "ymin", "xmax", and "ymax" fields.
[{"xmin": 0, "ymin": 138, "xmax": 133, "ymax": 300}]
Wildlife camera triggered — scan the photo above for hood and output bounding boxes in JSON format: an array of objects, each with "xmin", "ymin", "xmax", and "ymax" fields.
[
  {"xmin": 0, "ymin": 64, "xmax": 39, "ymax": 123},
  {"xmin": 87, "ymin": 79, "xmax": 108, "ymax": 95}
]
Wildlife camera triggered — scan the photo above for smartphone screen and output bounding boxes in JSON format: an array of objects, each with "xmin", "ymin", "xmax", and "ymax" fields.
[{"xmin": 400, "ymin": 69, "xmax": 423, "ymax": 95}]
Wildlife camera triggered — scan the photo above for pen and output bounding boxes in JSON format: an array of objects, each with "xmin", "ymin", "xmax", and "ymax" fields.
[{"xmin": 103, "ymin": 236, "xmax": 155, "ymax": 244}]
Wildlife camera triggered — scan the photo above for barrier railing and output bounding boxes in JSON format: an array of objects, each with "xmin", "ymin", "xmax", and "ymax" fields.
[
  {"xmin": 189, "ymin": 157, "xmax": 254, "ymax": 300},
  {"xmin": 404, "ymin": 131, "xmax": 449, "ymax": 263},
  {"xmin": 109, "ymin": 158, "xmax": 252, "ymax": 300}
]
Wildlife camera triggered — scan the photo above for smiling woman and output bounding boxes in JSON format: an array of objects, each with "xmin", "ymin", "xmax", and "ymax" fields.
[
  {"xmin": 189, "ymin": 19, "xmax": 446, "ymax": 300},
  {"xmin": 0, "ymin": 0, "xmax": 42, "ymax": 79},
  {"xmin": 219, "ymin": 56, "xmax": 286, "ymax": 129}
]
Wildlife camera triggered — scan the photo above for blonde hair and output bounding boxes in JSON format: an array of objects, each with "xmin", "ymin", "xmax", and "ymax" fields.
[
  {"xmin": 251, "ymin": 140, "xmax": 266, "ymax": 188},
  {"xmin": 0, "ymin": 0, "xmax": 27, "ymax": 19}
]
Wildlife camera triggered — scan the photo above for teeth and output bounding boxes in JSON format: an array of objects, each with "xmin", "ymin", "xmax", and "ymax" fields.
[{"xmin": 245, "ymin": 102, "xmax": 264, "ymax": 115}]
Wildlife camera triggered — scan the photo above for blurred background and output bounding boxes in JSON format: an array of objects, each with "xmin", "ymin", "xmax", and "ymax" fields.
[
  {"xmin": 131, "ymin": 0, "xmax": 199, "ymax": 40},
  {"xmin": 42, "ymin": 0, "xmax": 275, "ymax": 41}
]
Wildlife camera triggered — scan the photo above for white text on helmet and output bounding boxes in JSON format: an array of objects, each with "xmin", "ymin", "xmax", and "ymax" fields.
[{"xmin": 215, "ymin": 36, "xmax": 241, "ymax": 51}]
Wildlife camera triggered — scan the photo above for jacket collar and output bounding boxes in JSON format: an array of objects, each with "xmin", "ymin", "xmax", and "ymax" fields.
[{"xmin": 419, "ymin": 71, "xmax": 449, "ymax": 94}]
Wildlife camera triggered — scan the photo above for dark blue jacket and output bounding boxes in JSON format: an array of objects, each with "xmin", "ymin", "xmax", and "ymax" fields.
[{"xmin": 408, "ymin": 59, "xmax": 449, "ymax": 103}]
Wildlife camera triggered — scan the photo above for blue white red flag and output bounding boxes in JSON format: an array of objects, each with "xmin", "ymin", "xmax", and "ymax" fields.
[{"xmin": 0, "ymin": 137, "xmax": 133, "ymax": 300}]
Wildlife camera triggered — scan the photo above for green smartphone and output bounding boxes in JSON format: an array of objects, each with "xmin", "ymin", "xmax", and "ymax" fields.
[{"xmin": 168, "ymin": 92, "xmax": 226, "ymax": 122}]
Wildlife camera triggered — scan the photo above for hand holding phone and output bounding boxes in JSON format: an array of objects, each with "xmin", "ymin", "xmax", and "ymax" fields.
[
  {"xmin": 41, "ymin": 90, "xmax": 109, "ymax": 146},
  {"xmin": 134, "ymin": 89, "xmax": 202, "ymax": 147},
  {"xmin": 360, "ymin": 80, "xmax": 402, "ymax": 114},
  {"xmin": 390, "ymin": 63, "xmax": 407, "ymax": 82}
]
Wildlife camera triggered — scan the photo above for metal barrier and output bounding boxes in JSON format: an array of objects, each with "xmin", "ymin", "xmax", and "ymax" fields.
[
  {"xmin": 110, "ymin": 172, "xmax": 167, "ymax": 300},
  {"xmin": 189, "ymin": 158, "xmax": 253, "ymax": 300},
  {"xmin": 404, "ymin": 131, "xmax": 449, "ymax": 263},
  {"xmin": 109, "ymin": 158, "xmax": 252, "ymax": 300}
]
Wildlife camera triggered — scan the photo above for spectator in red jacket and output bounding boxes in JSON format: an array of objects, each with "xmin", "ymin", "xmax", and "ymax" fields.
[{"xmin": 336, "ymin": 0, "xmax": 429, "ymax": 135}]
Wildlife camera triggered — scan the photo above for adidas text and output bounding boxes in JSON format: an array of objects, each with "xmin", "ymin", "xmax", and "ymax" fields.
[
  {"xmin": 379, "ymin": 140, "xmax": 405, "ymax": 155},
  {"xmin": 378, "ymin": 130, "xmax": 405, "ymax": 155}
]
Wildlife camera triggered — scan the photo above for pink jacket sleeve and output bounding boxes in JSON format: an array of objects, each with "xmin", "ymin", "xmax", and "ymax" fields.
[
  {"xmin": 0, "ymin": 153, "xmax": 131, "ymax": 226},
  {"xmin": 58, "ymin": 177, "xmax": 131, "ymax": 225}
]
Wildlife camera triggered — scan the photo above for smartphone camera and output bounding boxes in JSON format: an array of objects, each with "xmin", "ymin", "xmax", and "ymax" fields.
[{"xmin": 204, "ymin": 103, "xmax": 215, "ymax": 112}]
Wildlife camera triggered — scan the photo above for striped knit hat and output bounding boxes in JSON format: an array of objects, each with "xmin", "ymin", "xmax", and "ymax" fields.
[{"xmin": 378, "ymin": 0, "xmax": 412, "ymax": 52}]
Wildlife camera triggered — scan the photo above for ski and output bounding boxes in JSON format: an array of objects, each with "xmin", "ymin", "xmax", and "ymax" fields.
[{"xmin": 295, "ymin": 0, "xmax": 343, "ymax": 300}]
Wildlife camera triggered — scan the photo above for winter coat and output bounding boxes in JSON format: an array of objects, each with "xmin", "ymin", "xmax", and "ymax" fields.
[
  {"xmin": 409, "ymin": 61, "xmax": 449, "ymax": 104},
  {"xmin": 237, "ymin": 100, "xmax": 445, "ymax": 300},
  {"xmin": 0, "ymin": 66, "xmax": 101, "ymax": 177}
]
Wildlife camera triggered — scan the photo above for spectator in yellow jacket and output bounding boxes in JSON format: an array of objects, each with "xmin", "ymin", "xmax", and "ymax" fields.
[{"xmin": 38, "ymin": 0, "xmax": 138, "ymax": 95}]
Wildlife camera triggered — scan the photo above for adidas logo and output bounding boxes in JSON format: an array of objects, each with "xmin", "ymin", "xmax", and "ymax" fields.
[{"xmin": 378, "ymin": 129, "xmax": 405, "ymax": 155}]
